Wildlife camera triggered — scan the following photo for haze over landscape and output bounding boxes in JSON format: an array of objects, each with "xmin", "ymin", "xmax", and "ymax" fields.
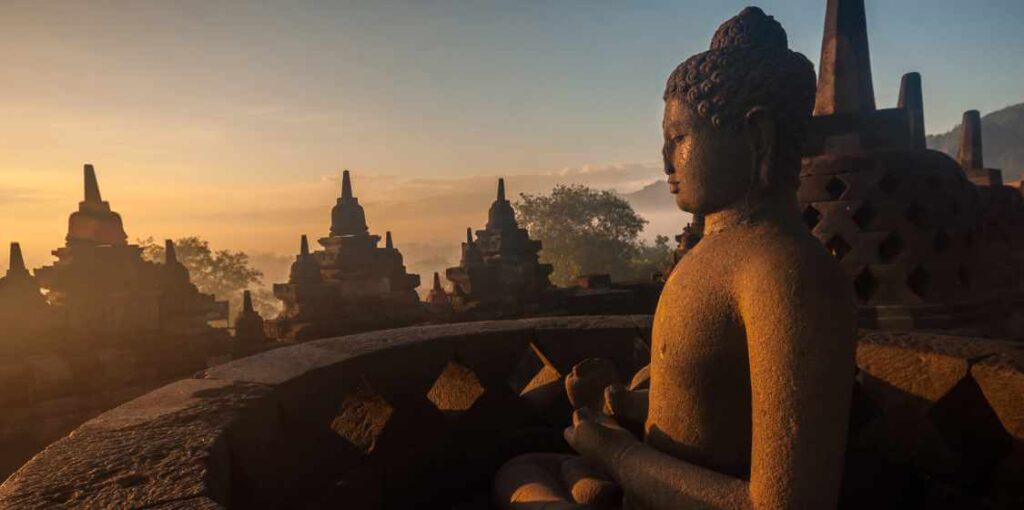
[{"xmin": 2, "ymin": 0, "xmax": 1022, "ymax": 281}]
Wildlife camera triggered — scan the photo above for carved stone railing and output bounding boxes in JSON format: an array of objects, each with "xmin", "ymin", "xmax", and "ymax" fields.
[{"xmin": 1, "ymin": 316, "xmax": 1021, "ymax": 509}]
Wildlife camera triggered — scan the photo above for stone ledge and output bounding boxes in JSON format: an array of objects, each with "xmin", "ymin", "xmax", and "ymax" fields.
[
  {"xmin": 2, "ymin": 317, "xmax": 1021, "ymax": 508},
  {"xmin": 0, "ymin": 378, "xmax": 270, "ymax": 509}
]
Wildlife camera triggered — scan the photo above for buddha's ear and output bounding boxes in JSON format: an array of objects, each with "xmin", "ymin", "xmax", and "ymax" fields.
[{"xmin": 744, "ymin": 106, "xmax": 777, "ymax": 190}]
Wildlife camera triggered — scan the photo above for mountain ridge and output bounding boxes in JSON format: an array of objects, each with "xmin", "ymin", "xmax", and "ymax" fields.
[{"xmin": 927, "ymin": 103, "xmax": 1024, "ymax": 182}]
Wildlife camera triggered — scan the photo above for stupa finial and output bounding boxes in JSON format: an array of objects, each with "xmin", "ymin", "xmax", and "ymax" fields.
[
  {"xmin": 8, "ymin": 242, "xmax": 27, "ymax": 276},
  {"xmin": 814, "ymin": 0, "xmax": 876, "ymax": 115},
  {"xmin": 958, "ymin": 110, "xmax": 984, "ymax": 170},
  {"xmin": 342, "ymin": 169, "xmax": 353, "ymax": 199},
  {"xmin": 84, "ymin": 164, "xmax": 102, "ymax": 203},
  {"xmin": 165, "ymin": 239, "xmax": 178, "ymax": 264},
  {"xmin": 242, "ymin": 290, "xmax": 254, "ymax": 313},
  {"xmin": 330, "ymin": 170, "xmax": 369, "ymax": 237},
  {"xmin": 898, "ymin": 72, "xmax": 926, "ymax": 149}
]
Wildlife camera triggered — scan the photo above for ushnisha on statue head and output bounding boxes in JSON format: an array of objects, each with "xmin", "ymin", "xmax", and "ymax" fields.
[{"xmin": 663, "ymin": 7, "xmax": 816, "ymax": 216}]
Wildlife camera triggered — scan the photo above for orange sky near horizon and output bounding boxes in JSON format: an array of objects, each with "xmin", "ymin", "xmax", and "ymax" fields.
[{"xmin": 2, "ymin": 0, "xmax": 1019, "ymax": 276}]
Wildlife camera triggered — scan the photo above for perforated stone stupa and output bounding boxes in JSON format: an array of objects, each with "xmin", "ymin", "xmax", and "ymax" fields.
[
  {"xmin": 444, "ymin": 179, "xmax": 554, "ymax": 318},
  {"xmin": 798, "ymin": 0, "xmax": 1024, "ymax": 331},
  {"xmin": 267, "ymin": 171, "xmax": 422, "ymax": 341}
]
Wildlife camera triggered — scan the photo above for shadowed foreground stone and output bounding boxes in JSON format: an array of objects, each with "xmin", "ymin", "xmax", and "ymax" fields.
[
  {"xmin": 2, "ymin": 317, "xmax": 1022, "ymax": 508},
  {"xmin": 0, "ymin": 379, "xmax": 270, "ymax": 509}
]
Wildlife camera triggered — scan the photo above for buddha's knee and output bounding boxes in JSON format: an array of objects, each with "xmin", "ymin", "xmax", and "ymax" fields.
[
  {"xmin": 560, "ymin": 456, "xmax": 622, "ymax": 509},
  {"xmin": 494, "ymin": 453, "xmax": 581, "ymax": 509},
  {"xmin": 494, "ymin": 454, "xmax": 620, "ymax": 510}
]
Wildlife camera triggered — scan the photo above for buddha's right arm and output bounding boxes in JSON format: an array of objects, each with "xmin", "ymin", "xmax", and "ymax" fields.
[{"xmin": 615, "ymin": 443, "xmax": 753, "ymax": 510}]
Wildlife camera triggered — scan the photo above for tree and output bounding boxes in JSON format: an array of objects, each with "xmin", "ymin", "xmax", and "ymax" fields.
[
  {"xmin": 515, "ymin": 184, "xmax": 674, "ymax": 286},
  {"xmin": 633, "ymin": 234, "xmax": 675, "ymax": 280},
  {"xmin": 138, "ymin": 237, "xmax": 275, "ymax": 321}
]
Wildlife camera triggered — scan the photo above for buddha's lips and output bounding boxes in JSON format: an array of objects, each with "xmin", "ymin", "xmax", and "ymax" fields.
[{"xmin": 667, "ymin": 180, "xmax": 680, "ymax": 194}]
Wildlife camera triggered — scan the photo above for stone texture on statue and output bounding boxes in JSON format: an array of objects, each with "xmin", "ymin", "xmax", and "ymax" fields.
[
  {"xmin": 499, "ymin": 7, "xmax": 857, "ymax": 509},
  {"xmin": 444, "ymin": 179, "xmax": 554, "ymax": 318},
  {"xmin": 268, "ymin": 171, "xmax": 423, "ymax": 341}
]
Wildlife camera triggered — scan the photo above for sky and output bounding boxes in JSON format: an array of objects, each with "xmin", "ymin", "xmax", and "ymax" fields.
[{"xmin": 1, "ymin": 0, "xmax": 1022, "ymax": 276}]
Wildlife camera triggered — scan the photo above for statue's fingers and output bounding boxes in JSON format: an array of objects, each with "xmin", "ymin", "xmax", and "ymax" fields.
[
  {"xmin": 603, "ymin": 384, "xmax": 625, "ymax": 414},
  {"xmin": 563, "ymin": 426, "xmax": 575, "ymax": 446},
  {"xmin": 576, "ymin": 407, "xmax": 597, "ymax": 422}
]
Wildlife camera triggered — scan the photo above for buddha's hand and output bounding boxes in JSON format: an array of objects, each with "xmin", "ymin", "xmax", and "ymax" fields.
[
  {"xmin": 564, "ymin": 407, "xmax": 639, "ymax": 477},
  {"xmin": 603, "ymin": 383, "xmax": 629, "ymax": 417},
  {"xmin": 565, "ymin": 358, "xmax": 620, "ymax": 411}
]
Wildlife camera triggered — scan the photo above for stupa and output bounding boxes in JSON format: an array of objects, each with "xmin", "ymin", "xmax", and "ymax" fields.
[
  {"xmin": 33, "ymin": 165, "xmax": 226, "ymax": 343},
  {"xmin": 425, "ymin": 272, "xmax": 450, "ymax": 307},
  {"xmin": 444, "ymin": 178, "xmax": 554, "ymax": 317},
  {"xmin": 267, "ymin": 171, "xmax": 422, "ymax": 341},
  {"xmin": 0, "ymin": 243, "xmax": 55, "ymax": 351},
  {"xmin": 798, "ymin": 0, "xmax": 1024, "ymax": 330},
  {"xmin": 0, "ymin": 243, "xmax": 45, "ymax": 309},
  {"xmin": 233, "ymin": 290, "xmax": 267, "ymax": 346},
  {"xmin": 673, "ymin": 214, "xmax": 704, "ymax": 264},
  {"xmin": 157, "ymin": 239, "xmax": 223, "ymax": 336}
]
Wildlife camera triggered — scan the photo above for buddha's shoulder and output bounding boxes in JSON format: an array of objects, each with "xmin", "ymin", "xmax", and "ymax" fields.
[{"xmin": 727, "ymin": 227, "xmax": 848, "ymax": 288}]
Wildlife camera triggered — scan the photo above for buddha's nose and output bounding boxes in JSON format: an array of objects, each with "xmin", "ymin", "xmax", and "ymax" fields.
[{"xmin": 663, "ymin": 145, "xmax": 674, "ymax": 175}]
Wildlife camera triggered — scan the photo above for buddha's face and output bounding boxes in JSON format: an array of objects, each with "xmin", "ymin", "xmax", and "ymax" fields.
[{"xmin": 663, "ymin": 98, "xmax": 755, "ymax": 214}]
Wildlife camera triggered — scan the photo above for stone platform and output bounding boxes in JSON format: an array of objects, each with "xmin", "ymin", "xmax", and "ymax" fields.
[{"xmin": 1, "ymin": 317, "xmax": 1022, "ymax": 508}]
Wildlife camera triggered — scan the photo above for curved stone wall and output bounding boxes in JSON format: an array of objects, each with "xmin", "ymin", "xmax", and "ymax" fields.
[{"xmin": 1, "ymin": 317, "xmax": 1021, "ymax": 508}]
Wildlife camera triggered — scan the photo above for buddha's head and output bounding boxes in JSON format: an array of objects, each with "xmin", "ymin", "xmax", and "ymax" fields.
[{"xmin": 663, "ymin": 7, "xmax": 816, "ymax": 214}]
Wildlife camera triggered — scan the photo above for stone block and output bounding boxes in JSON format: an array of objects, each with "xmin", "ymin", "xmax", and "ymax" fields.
[
  {"xmin": 0, "ymin": 378, "xmax": 268, "ymax": 509},
  {"xmin": 971, "ymin": 349, "xmax": 1024, "ymax": 442},
  {"xmin": 198, "ymin": 343, "xmax": 349, "ymax": 386},
  {"xmin": 427, "ymin": 361, "xmax": 487, "ymax": 415},
  {"xmin": 856, "ymin": 332, "xmax": 1009, "ymax": 404}
]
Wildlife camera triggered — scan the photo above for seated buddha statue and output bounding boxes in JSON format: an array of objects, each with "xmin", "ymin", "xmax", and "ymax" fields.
[{"xmin": 495, "ymin": 7, "xmax": 857, "ymax": 509}]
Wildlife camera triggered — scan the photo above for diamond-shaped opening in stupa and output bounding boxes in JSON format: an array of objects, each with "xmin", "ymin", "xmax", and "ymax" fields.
[
  {"xmin": 802, "ymin": 205, "xmax": 822, "ymax": 230},
  {"xmin": 826, "ymin": 235, "xmax": 852, "ymax": 261},
  {"xmin": 426, "ymin": 361, "xmax": 486, "ymax": 415}
]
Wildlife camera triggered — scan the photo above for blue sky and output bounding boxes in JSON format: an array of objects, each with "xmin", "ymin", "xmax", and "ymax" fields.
[{"xmin": 1, "ymin": 0, "xmax": 1021, "ymax": 267}]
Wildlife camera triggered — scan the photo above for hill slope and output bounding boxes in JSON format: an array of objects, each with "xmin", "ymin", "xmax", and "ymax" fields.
[{"xmin": 927, "ymin": 103, "xmax": 1024, "ymax": 182}]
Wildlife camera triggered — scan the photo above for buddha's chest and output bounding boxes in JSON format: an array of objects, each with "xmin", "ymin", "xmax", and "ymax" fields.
[{"xmin": 651, "ymin": 258, "xmax": 748, "ymax": 371}]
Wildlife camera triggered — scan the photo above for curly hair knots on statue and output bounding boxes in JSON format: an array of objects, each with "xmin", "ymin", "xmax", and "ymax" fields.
[{"xmin": 665, "ymin": 6, "xmax": 816, "ymax": 144}]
